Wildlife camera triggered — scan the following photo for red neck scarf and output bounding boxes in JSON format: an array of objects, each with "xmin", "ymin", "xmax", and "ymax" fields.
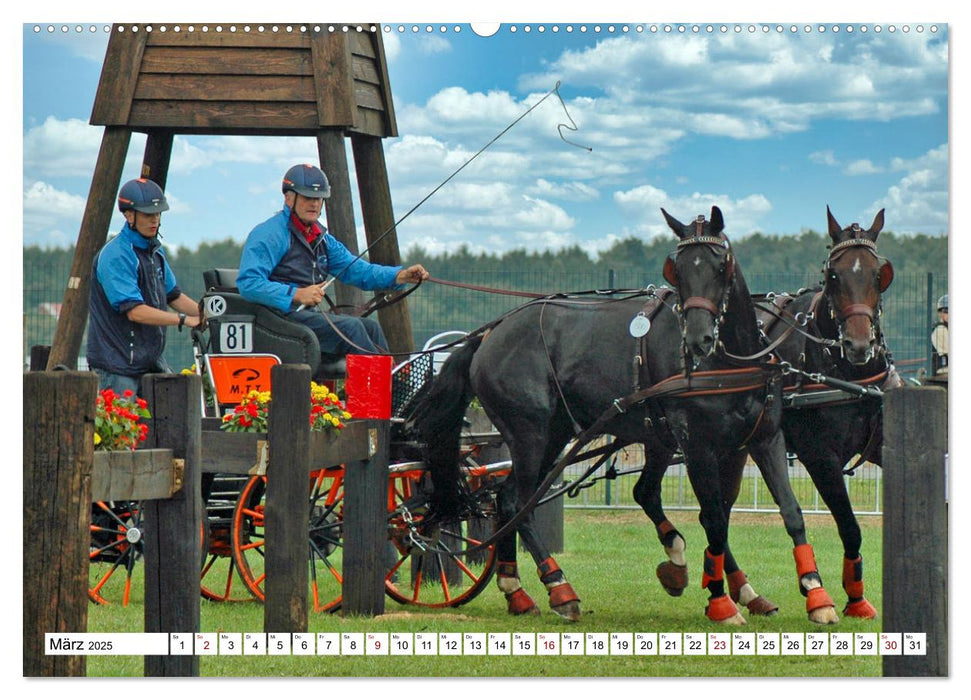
[{"xmin": 290, "ymin": 210, "xmax": 323, "ymax": 245}]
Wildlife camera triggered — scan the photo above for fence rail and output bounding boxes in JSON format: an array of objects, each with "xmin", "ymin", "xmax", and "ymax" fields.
[{"xmin": 557, "ymin": 441, "xmax": 883, "ymax": 515}]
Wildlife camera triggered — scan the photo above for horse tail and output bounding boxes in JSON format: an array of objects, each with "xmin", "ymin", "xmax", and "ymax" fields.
[{"xmin": 414, "ymin": 334, "xmax": 485, "ymax": 522}]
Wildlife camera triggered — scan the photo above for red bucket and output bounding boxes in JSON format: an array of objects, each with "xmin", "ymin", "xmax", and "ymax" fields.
[{"xmin": 345, "ymin": 354, "xmax": 393, "ymax": 419}]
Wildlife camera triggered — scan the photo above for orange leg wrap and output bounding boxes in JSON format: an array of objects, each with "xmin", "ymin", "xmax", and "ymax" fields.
[
  {"xmin": 793, "ymin": 543, "xmax": 819, "ymax": 578},
  {"xmin": 505, "ymin": 588, "xmax": 539, "ymax": 616},
  {"xmin": 658, "ymin": 519, "xmax": 677, "ymax": 539},
  {"xmin": 705, "ymin": 594, "xmax": 739, "ymax": 622},
  {"xmin": 842, "ymin": 556, "xmax": 865, "ymax": 599},
  {"xmin": 806, "ymin": 586, "xmax": 835, "ymax": 613},
  {"xmin": 549, "ymin": 581, "xmax": 580, "ymax": 607},
  {"xmin": 701, "ymin": 549, "xmax": 725, "ymax": 589},
  {"xmin": 537, "ymin": 557, "xmax": 562, "ymax": 582},
  {"xmin": 727, "ymin": 569, "xmax": 748, "ymax": 602}
]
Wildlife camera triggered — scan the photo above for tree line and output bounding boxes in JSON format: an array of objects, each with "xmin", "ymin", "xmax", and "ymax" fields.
[{"xmin": 23, "ymin": 228, "xmax": 947, "ymax": 373}]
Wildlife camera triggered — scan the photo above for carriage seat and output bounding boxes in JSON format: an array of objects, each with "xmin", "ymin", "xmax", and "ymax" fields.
[{"xmin": 201, "ymin": 268, "xmax": 346, "ymax": 379}]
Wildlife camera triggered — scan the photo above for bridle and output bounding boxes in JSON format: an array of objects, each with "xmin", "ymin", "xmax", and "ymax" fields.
[
  {"xmin": 821, "ymin": 234, "xmax": 894, "ymax": 363},
  {"xmin": 663, "ymin": 217, "xmax": 737, "ymax": 357}
]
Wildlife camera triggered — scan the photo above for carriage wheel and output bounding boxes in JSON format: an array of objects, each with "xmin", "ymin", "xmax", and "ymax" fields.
[
  {"xmin": 231, "ymin": 468, "xmax": 346, "ymax": 613},
  {"xmin": 200, "ymin": 475, "xmax": 257, "ymax": 603},
  {"xmin": 383, "ymin": 465, "xmax": 500, "ymax": 608},
  {"xmin": 199, "ymin": 525, "xmax": 255, "ymax": 603},
  {"xmin": 89, "ymin": 501, "xmax": 143, "ymax": 606}
]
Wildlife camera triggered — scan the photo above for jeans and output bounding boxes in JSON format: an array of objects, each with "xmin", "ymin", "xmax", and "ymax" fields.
[
  {"xmin": 289, "ymin": 309, "xmax": 389, "ymax": 356},
  {"xmin": 93, "ymin": 368, "xmax": 141, "ymax": 396}
]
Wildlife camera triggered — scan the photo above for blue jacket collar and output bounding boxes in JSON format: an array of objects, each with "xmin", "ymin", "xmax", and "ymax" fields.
[{"xmin": 121, "ymin": 222, "xmax": 161, "ymax": 251}]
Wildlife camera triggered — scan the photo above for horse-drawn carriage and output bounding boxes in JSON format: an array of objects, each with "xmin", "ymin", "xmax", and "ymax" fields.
[
  {"xmin": 89, "ymin": 205, "xmax": 899, "ymax": 625},
  {"xmin": 89, "ymin": 269, "xmax": 513, "ymax": 611}
]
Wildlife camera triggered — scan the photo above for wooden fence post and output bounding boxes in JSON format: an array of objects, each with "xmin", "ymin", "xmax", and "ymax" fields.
[
  {"xmin": 23, "ymin": 371, "xmax": 97, "ymax": 677},
  {"xmin": 264, "ymin": 365, "xmax": 312, "ymax": 633},
  {"xmin": 882, "ymin": 385, "xmax": 947, "ymax": 676},
  {"xmin": 342, "ymin": 419, "xmax": 389, "ymax": 616},
  {"xmin": 141, "ymin": 373, "xmax": 202, "ymax": 677}
]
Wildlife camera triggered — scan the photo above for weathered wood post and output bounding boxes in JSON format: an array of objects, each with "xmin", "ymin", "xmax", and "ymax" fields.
[
  {"xmin": 342, "ymin": 418, "xmax": 389, "ymax": 616},
  {"xmin": 23, "ymin": 371, "xmax": 97, "ymax": 677},
  {"xmin": 264, "ymin": 364, "xmax": 312, "ymax": 633},
  {"xmin": 882, "ymin": 385, "xmax": 947, "ymax": 676},
  {"xmin": 141, "ymin": 373, "xmax": 203, "ymax": 677}
]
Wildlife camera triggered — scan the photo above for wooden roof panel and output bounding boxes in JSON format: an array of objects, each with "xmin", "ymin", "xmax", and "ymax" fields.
[{"xmin": 91, "ymin": 24, "xmax": 396, "ymax": 137}]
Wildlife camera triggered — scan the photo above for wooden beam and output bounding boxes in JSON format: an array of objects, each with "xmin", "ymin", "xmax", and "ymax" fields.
[
  {"xmin": 90, "ymin": 26, "xmax": 147, "ymax": 125},
  {"xmin": 90, "ymin": 450, "xmax": 180, "ymax": 502},
  {"xmin": 128, "ymin": 100, "xmax": 319, "ymax": 130},
  {"xmin": 141, "ymin": 129, "xmax": 174, "ymax": 189},
  {"xmin": 882, "ymin": 386, "xmax": 948, "ymax": 677},
  {"xmin": 341, "ymin": 420, "xmax": 388, "ymax": 615},
  {"xmin": 141, "ymin": 373, "xmax": 202, "ymax": 677},
  {"xmin": 23, "ymin": 372, "xmax": 97, "ymax": 677},
  {"xmin": 310, "ymin": 31, "xmax": 356, "ymax": 126},
  {"xmin": 317, "ymin": 130, "xmax": 366, "ymax": 310},
  {"xmin": 140, "ymin": 46, "xmax": 313, "ymax": 75},
  {"xmin": 350, "ymin": 134, "xmax": 414, "ymax": 353},
  {"xmin": 135, "ymin": 74, "xmax": 315, "ymax": 102},
  {"xmin": 47, "ymin": 127, "xmax": 132, "ymax": 370},
  {"xmin": 264, "ymin": 365, "xmax": 312, "ymax": 633}
]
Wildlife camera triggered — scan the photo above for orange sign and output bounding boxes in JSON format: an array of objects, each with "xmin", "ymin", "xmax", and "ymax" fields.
[{"xmin": 206, "ymin": 354, "xmax": 280, "ymax": 405}]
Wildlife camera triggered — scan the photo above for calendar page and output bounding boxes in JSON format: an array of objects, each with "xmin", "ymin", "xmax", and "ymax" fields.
[{"xmin": 20, "ymin": 0, "xmax": 952, "ymax": 689}]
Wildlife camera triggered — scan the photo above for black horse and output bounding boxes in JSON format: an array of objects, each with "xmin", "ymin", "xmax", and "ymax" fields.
[
  {"xmin": 754, "ymin": 207, "xmax": 901, "ymax": 618},
  {"xmin": 415, "ymin": 206, "xmax": 837, "ymax": 624}
]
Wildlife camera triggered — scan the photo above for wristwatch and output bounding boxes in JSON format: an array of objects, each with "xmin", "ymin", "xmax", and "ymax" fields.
[{"xmin": 178, "ymin": 312, "xmax": 187, "ymax": 331}]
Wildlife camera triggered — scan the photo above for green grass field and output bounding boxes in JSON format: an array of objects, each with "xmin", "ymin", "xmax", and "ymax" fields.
[{"xmin": 86, "ymin": 509, "xmax": 884, "ymax": 678}]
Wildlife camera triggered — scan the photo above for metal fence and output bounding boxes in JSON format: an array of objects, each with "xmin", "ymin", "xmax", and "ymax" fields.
[
  {"xmin": 24, "ymin": 263, "xmax": 939, "ymax": 516},
  {"xmin": 556, "ymin": 439, "xmax": 883, "ymax": 515}
]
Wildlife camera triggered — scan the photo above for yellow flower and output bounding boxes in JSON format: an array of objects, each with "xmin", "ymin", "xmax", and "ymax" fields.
[{"xmin": 94, "ymin": 433, "xmax": 102, "ymax": 446}]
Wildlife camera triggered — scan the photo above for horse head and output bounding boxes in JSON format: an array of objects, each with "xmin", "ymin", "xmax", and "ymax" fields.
[
  {"xmin": 661, "ymin": 205, "xmax": 736, "ymax": 360},
  {"xmin": 824, "ymin": 206, "xmax": 894, "ymax": 365}
]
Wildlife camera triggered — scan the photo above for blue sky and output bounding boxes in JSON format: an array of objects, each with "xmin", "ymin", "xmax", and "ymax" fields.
[{"xmin": 19, "ymin": 14, "xmax": 949, "ymax": 260}]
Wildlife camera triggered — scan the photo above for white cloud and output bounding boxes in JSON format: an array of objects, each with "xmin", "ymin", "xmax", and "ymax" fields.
[
  {"xmin": 614, "ymin": 184, "xmax": 772, "ymax": 239},
  {"xmin": 872, "ymin": 144, "xmax": 948, "ymax": 235},
  {"xmin": 844, "ymin": 159, "xmax": 883, "ymax": 175},
  {"xmin": 809, "ymin": 150, "xmax": 839, "ymax": 166},
  {"xmin": 22, "ymin": 180, "xmax": 87, "ymax": 247},
  {"xmin": 416, "ymin": 35, "xmax": 451, "ymax": 55}
]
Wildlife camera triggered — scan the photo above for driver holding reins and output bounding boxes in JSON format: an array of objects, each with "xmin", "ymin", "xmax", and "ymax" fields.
[{"xmin": 237, "ymin": 164, "xmax": 428, "ymax": 357}]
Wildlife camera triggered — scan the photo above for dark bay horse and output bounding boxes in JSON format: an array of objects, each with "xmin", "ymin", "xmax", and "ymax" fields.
[
  {"xmin": 755, "ymin": 207, "xmax": 902, "ymax": 618},
  {"xmin": 415, "ymin": 206, "xmax": 837, "ymax": 624}
]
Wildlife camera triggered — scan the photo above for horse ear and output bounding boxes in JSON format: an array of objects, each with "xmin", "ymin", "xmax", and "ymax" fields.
[
  {"xmin": 709, "ymin": 206, "xmax": 724, "ymax": 234},
  {"xmin": 826, "ymin": 205, "xmax": 843, "ymax": 243},
  {"xmin": 867, "ymin": 209, "xmax": 885, "ymax": 240},
  {"xmin": 663, "ymin": 254, "xmax": 678, "ymax": 286},
  {"xmin": 661, "ymin": 208, "xmax": 688, "ymax": 239},
  {"xmin": 878, "ymin": 257, "xmax": 894, "ymax": 292}
]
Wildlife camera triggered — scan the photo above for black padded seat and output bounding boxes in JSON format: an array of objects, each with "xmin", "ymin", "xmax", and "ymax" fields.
[{"xmin": 201, "ymin": 268, "xmax": 345, "ymax": 380}]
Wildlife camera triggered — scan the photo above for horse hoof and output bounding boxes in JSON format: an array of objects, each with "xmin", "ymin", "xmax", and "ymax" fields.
[
  {"xmin": 551, "ymin": 601, "xmax": 581, "ymax": 622},
  {"xmin": 808, "ymin": 605, "xmax": 839, "ymax": 625},
  {"xmin": 744, "ymin": 595, "xmax": 779, "ymax": 616},
  {"xmin": 656, "ymin": 561, "xmax": 688, "ymax": 597},
  {"xmin": 843, "ymin": 597, "xmax": 878, "ymax": 619},
  {"xmin": 705, "ymin": 595, "xmax": 744, "ymax": 624}
]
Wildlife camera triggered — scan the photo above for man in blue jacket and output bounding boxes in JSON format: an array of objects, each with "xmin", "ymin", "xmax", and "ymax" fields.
[
  {"xmin": 237, "ymin": 163, "xmax": 428, "ymax": 357},
  {"xmin": 87, "ymin": 178, "xmax": 201, "ymax": 395}
]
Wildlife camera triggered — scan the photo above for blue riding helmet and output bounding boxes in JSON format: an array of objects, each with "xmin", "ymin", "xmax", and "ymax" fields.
[
  {"xmin": 282, "ymin": 164, "xmax": 331, "ymax": 199},
  {"xmin": 117, "ymin": 178, "xmax": 170, "ymax": 214},
  {"xmin": 938, "ymin": 294, "xmax": 948, "ymax": 311}
]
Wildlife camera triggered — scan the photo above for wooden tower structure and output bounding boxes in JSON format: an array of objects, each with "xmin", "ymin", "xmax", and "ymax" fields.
[{"xmin": 47, "ymin": 23, "xmax": 415, "ymax": 370}]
